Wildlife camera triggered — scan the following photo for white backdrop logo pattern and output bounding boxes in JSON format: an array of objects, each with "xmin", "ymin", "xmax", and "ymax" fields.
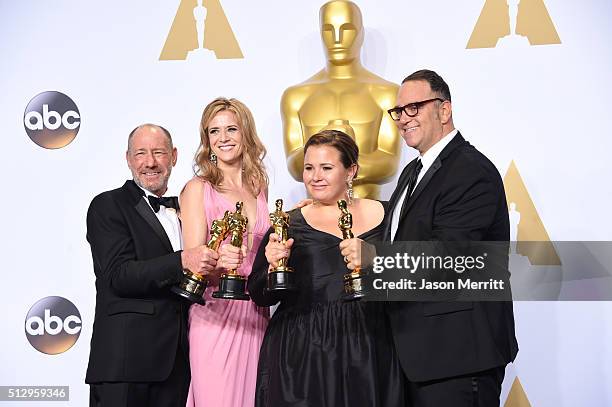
[
  {"xmin": 23, "ymin": 91, "xmax": 81, "ymax": 149},
  {"xmin": 24, "ymin": 296, "xmax": 82, "ymax": 355}
]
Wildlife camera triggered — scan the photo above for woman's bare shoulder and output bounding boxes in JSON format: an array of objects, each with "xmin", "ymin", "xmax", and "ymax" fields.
[{"xmin": 181, "ymin": 176, "xmax": 207, "ymax": 196}]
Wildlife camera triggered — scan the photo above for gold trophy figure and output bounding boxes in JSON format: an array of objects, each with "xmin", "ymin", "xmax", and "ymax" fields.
[
  {"xmin": 172, "ymin": 211, "xmax": 230, "ymax": 304},
  {"xmin": 337, "ymin": 199, "xmax": 367, "ymax": 300},
  {"xmin": 212, "ymin": 202, "xmax": 250, "ymax": 300},
  {"xmin": 266, "ymin": 199, "xmax": 296, "ymax": 292},
  {"xmin": 281, "ymin": 0, "xmax": 401, "ymax": 199}
]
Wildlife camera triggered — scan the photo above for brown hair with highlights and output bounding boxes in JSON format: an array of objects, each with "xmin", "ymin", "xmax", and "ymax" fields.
[{"xmin": 194, "ymin": 97, "xmax": 268, "ymax": 195}]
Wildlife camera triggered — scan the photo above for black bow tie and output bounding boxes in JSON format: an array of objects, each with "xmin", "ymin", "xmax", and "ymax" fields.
[{"xmin": 148, "ymin": 195, "xmax": 179, "ymax": 212}]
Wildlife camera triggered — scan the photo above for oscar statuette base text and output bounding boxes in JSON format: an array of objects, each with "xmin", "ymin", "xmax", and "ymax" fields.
[
  {"xmin": 342, "ymin": 271, "xmax": 368, "ymax": 301},
  {"xmin": 212, "ymin": 273, "xmax": 250, "ymax": 301},
  {"xmin": 266, "ymin": 266, "xmax": 296, "ymax": 292},
  {"xmin": 171, "ymin": 270, "xmax": 207, "ymax": 305}
]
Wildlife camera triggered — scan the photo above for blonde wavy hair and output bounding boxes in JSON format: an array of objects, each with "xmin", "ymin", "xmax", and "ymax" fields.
[{"xmin": 194, "ymin": 97, "xmax": 268, "ymax": 196}]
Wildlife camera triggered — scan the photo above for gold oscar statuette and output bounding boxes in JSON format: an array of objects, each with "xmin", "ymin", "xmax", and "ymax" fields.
[
  {"xmin": 212, "ymin": 202, "xmax": 250, "ymax": 301},
  {"xmin": 171, "ymin": 211, "xmax": 230, "ymax": 304},
  {"xmin": 337, "ymin": 199, "xmax": 367, "ymax": 300},
  {"xmin": 266, "ymin": 199, "xmax": 297, "ymax": 292},
  {"xmin": 281, "ymin": 0, "xmax": 401, "ymax": 199}
]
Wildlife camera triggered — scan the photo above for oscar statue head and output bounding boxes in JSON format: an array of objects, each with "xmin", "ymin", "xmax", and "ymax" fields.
[{"xmin": 319, "ymin": 0, "xmax": 364, "ymax": 65}]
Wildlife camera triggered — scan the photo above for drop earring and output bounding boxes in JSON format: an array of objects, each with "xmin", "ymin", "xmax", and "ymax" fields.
[{"xmin": 346, "ymin": 179, "xmax": 354, "ymax": 205}]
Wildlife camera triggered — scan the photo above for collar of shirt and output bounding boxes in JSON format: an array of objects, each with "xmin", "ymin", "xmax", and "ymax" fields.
[
  {"xmin": 135, "ymin": 183, "xmax": 171, "ymax": 211},
  {"xmin": 417, "ymin": 129, "xmax": 458, "ymax": 184}
]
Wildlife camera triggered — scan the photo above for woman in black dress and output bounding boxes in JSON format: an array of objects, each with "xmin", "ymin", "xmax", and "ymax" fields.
[{"xmin": 248, "ymin": 130, "xmax": 404, "ymax": 407}]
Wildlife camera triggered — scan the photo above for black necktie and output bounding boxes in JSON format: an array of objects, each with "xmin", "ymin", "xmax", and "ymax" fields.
[
  {"xmin": 399, "ymin": 159, "xmax": 422, "ymax": 216},
  {"xmin": 148, "ymin": 196, "xmax": 179, "ymax": 213}
]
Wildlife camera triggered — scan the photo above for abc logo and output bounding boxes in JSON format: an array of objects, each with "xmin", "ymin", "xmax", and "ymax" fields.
[
  {"xmin": 23, "ymin": 91, "xmax": 81, "ymax": 149},
  {"xmin": 25, "ymin": 296, "xmax": 82, "ymax": 355}
]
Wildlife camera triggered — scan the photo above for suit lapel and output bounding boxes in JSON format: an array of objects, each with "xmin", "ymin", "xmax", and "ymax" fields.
[
  {"xmin": 124, "ymin": 180, "xmax": 174, "ymax": 253},
  {"xmin": 397, "ymin": 132, "xmax": 467, "ymax": 223},
  {"xmin": 401, "ymin": 157, "xmax": 442, "ymax": 216},
  {"xmin": 135, "ymin": 199, "xmax": 174, "ymax": 252}
]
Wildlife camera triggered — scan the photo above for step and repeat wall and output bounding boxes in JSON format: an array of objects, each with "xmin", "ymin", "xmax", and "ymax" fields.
[{"xmin": 2, "ymin": 1, "xmax": 612, "ymax": 406}]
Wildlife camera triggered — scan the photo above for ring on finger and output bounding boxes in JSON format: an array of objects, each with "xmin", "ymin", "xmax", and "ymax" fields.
[{"xmin": 344, "ymin": 256, "xmax": 350, "ymax": 264}]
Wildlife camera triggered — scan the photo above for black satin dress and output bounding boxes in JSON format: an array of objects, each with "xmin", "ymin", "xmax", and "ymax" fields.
[{"xmin": 248, "ymin": 208, "xmax": 404, "ymax": 407}]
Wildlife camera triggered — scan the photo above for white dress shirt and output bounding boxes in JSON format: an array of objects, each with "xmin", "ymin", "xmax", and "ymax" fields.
[
  {"xmin": 390, "ymin": 129, "xmax": 459, "ymax": 241},
  {"xmin": 137, "ymin": 184, "xmax": 183, "ymax": 252}
]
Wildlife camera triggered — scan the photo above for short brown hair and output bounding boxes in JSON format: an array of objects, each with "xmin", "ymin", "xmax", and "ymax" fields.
[
  {"xmin": 402, "ymin": 69, "xmax": 451, "ymax": 102},
  {"xmin": 304, "ymin": 130, "xmax": 359, "ymax": 176}
]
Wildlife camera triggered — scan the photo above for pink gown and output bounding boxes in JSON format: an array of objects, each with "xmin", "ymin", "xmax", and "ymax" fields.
[{"xmin": 186, "ymin": 181, "xmax": 270, "ymax": 407}]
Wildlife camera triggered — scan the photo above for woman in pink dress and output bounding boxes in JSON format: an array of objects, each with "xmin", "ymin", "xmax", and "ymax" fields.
[{"xmin": 180, "ymin": 97, "xmax": 270, "ymax": 407}]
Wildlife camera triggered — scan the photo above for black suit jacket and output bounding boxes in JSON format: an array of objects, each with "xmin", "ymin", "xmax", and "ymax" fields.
[
  {"xmin": 383, "ymin": 132, "xmax": 518, "ymax": 382},
  {"xmin": 85, "ymin": 180, "xmax": 188, "ymax": 384}
]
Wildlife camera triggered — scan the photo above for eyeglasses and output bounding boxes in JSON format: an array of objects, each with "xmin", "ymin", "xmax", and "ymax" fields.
[{"xmin": 387, "ymin": 98, "xmax": 445, "ymax": 121}]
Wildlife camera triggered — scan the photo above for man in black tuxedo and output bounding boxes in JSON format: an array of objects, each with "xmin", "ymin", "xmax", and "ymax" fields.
[
  {"xmin": 382, "ymin": 70, "xmax": 518, "ymax": 405},
  {"xmin": 85, "ymin": 124, "xmax": 218, "ymax": 407}
]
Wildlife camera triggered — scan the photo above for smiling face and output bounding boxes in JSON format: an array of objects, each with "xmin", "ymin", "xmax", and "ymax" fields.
[
  {"xmin": 303, "ymin": 144, "xmax": 356, "ymax": 203},
  {"xmin": 207, "ymin": 110, "xmax": 243, "ymax": 166},
  {"xmin": 320, "ymin": 1, "xmax": 364, "ymax": 65},
  {"xmin": 395, "ymin": 80, "xmax": 452, "ymax": 155},
  {"xmin": 126, "ymin": 125, "xmax": 177, "ymax": 197}
]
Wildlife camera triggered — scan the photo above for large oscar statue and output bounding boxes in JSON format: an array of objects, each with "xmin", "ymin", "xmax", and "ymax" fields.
[
  {"xmin": 171, "ymin": 210, "xmax": 230, "ymax": 304},
  {"xmin": 338, "ymin": 199, "xmax": 367, "ymax": 300},
  {"xmin": 266, "ymin": 199, "xmax": 296, "ymax": 292},
  {"xmin": 212, "ymin": 202, "xmax": 250, "ymax": 301},
  {"xmin": 281, "ymin": 0, "xmax": 401, "ymax": 199}
]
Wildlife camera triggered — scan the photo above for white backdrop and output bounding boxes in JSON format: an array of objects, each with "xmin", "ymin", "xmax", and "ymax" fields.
[{"xmin": 2, "ymin": 1, "xmax": 612, "ymax": 405}]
